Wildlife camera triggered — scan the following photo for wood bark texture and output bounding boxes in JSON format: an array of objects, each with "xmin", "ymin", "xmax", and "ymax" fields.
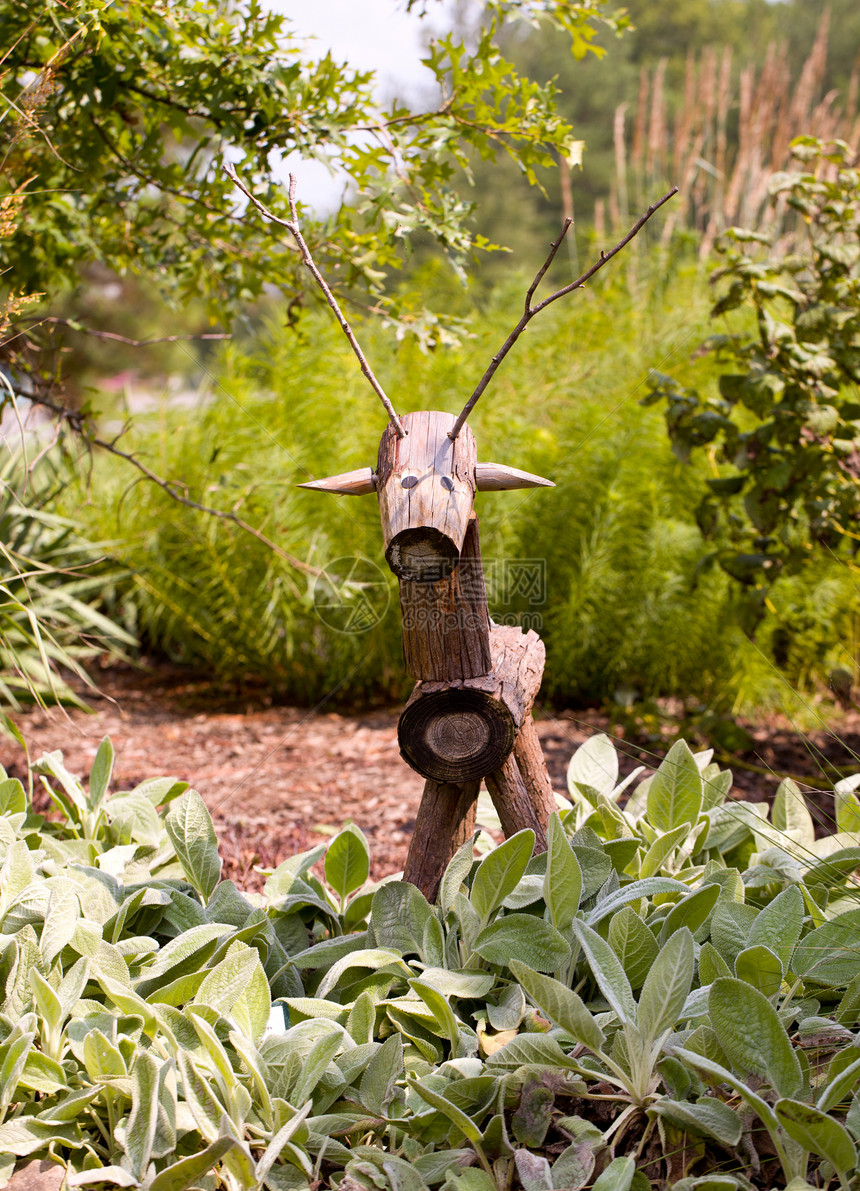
[
  {"xmin": 485, "ymin": 753, "xmax": 549, "ymax": 852},
  {"xmin": 402, "ymin": 778, "xmax": 479, "ymax": 901},
  {"xmin": 398, "ymin": 624, "xmax": 545, "ymax": 782},
  {"xmin": 377, "ymin": 411, "xmax": 477, "ymax": 581},
  {"xmin": 512, "ymin": 713, "xmax": 557, "ymax": 831},
  {"xmin": 399, "ymin": 515, "xmax": 491, "ymax": 681}
]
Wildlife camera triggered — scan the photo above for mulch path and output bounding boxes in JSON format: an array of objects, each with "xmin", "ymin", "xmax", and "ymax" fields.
[{"xmin": 2, "ymin": 663, "xmax": 858, "ymax": 891}]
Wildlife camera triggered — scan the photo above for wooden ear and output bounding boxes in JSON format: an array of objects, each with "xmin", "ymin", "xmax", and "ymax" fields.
[
  {"xmin": 297, "ymin": 467, "xmax": 376, "ymax": 496},
  {"xmin": 475, "ymin": 462, "xmax": 554, "ymax": 492}
]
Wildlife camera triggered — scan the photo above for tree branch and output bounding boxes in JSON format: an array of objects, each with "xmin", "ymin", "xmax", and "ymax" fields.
[
  {"xmin": 17, "ymin": 317, "xmax": 231, "ymax": 348},
  {"xmin": 223, "ymin": 161, "xmax": 407, "ymax": 438},
  {"xmin": 10, "ymin": 388, "xmax": 319, "ymax": 584},
  {"xmin": 448, "ymin": 187, "xmax": 679, "ymax": 440},
  {"xmin": 89, "ymin": 435, "xmax": 321, "ymax": 584}
]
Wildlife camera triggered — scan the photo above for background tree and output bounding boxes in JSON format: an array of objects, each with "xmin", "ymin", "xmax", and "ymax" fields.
[
  {"xmin": 0, "ymin": 0, "xmax": 625, "ymax": 369},
  {"xmin": 644, "ymin": 137, "xmax": 860, "ymax": 631}
]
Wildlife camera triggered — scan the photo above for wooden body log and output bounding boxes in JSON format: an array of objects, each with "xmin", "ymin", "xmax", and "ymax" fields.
[
  {"xmin": 402, "ymin": 778, "xmax": 478, "ymax": 901},
  {"xmin": 399, "ymin": 515, "xmax": 491, "ymax": 681},
  {"xmin": 398, "ymin": 624, "xmax": 544, "ymax": 783},
  {"xmin": 377, "ymin": 411, "xmax": 477, "ymax": 582},
  {"xmin": 512, "ymin": 714, "xmax": 557, "ymax": 829}
]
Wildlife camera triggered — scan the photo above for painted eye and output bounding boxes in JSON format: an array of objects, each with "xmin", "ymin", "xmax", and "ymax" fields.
[
  {"xmin": 401, "ymin": 474, "xmax": 418, "ymax": 489},
  {"xmin": 440, "ymin": 475, "xmax": 454, "ymax": 491}
]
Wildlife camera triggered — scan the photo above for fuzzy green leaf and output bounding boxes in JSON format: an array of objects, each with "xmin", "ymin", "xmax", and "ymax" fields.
[
  {"xmin": 473, "ymin": 915, "xmax": 570, "ymax": 973},
  {"xmin": 747, "ymin": 885, "xmax": 803, "ymax": 971},
  {"xmin": 592, "ymin": 1155, "xmax": 635, "ymax": 1191},
  {"xmin": 793, "ymin": 910, "xmax": 860, "ymax": 986},
  {"xmin": 88, "ymin": 737, "xmax": 115, "ymax": 811},
  {"xmin": 574, "ymin": 921, "xmax": 636, "ymax": 1025},
  {"xmin": 608, "ymin": 906, "xmax": 660, "ymax": 989},
  {"xmin": 638, "ymin": 928, "xmax": 694, "ymax": 1043},
  {"xmin": 408, "ymin": 1077, "xmax": 483, "ymax": 1145},
  {"xmin": 165, "ymin": 789, "xmax": 222, "ymax": 901},
  {"xmin": 567, "ymin": 734, "xmax": 619, "ymax": 802},
  {"xmin": 147, "ymin": 1136, "xmax": 238, "ymax": 1191},
  {"xmin": 509, "ymin": 960, "xmax": 605, "ymax": 1052},
  {"xmin": 360, "ymin": 1033, "xmax": 404, "ymax": 1116},
  {"xmin": 734, "ymin": 944, "xmax": 783, "ymax": 997},
  {"xmin": 325, "ymin": 824, "xmax": 370, "ymax": 899},
  {"xmin": 708, "ymin": 977, "xmax": 802, "ymax": 1096},
  {"xmin": 776, "ymin": 1098, "xmax": 857, "ymax": 1178},
  {"xmin": 124, "ymin": 1050, "xmax": 160, "ymax": 1179},
  {"xmin": 544, "ymin": 813, "xmax": 582, "ymax": 931},
  {"xmin": 646, "ymin": 740, "xmax": 703, "ymax": 832},
  {"xmin": 471, "ymin": 830, "xmax": 535, "ymax": 925},
  {"xmin": 648, "ymin": 1097, "xmax": 742, "ymax": 1144},
  {"xmin": 586, "ymin": 877, "xmax": 689, "ymax": 927}
]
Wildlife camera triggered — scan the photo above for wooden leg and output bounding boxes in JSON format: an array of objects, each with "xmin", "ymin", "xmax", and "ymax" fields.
[
  {"xmin": 513, "ymin": 713, "xmax": 556, "ymax": 831},
  {"xmin": 403, "ymin": 778, "xmax": 479, "ymax": 902},
  {"xmin": 485, "ymin": 753, "xmax": 548, "ymax": 852}
]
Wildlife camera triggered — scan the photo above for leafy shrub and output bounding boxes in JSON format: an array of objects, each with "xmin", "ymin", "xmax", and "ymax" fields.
[
  {"xmin": 645, "ymin": 137, "xmax": 860, "ymax": 621},
  {"xmin": 69, "ymin": 261, "xmax": 859, "ymax": 713},
  {"xmin": 0, "ymin": 448, "xmax": 133, "ymax": 711},
  {"xmin": 3, "ymin": 730, "xmax": 860, "ymax": 1188}
]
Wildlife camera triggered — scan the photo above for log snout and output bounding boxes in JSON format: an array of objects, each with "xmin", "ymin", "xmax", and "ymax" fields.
[{"xmin": 376, "ymin": 411, "xmax": 477, "ymax": 582}]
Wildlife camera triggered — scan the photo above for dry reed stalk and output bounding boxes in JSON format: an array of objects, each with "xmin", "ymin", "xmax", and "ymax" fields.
[
  {"xmin": 769, "ymin": 41, "xmax": 794, "ymax": 171},
  {"xmin": 647, "ymin": 58, "xmax": 668, "ymax": 188},
  {"xmin": 700, "ymin": 46, "xmax": 733, "ymax": 255},
  {"xmin": 606, "ymin": 8, "xmax": 855, "ymax": 252},
  {"xmin": 632, "ymin": 66, "xmax": 648, "ymax": 173},
  {"xmin": 846, "ymin": 65, "xmax": 859, "ymax": 126},
  {"xmin": 789, "ymin": 11, "xmax": 830, "ymax": 133},
  {"xmin": 613, "ymin": 103, "xmax": 629, "ymax": 230},
  {"xmin": 594, "ymin": 197, "xmax": 606, "ymax": 244},
  {"xmin": 689, "ymin": 48, "xmax": 716, "ymax": 234},
  {"xmin": 722, "ymin": 64, "xmax": 753, "ymax": 225},
  {"xmin": 673, "ymin": 51, "xmax": 697, "ymax": 183}
]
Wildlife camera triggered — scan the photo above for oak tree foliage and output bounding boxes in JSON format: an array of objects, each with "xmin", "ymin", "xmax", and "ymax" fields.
[{"xmin": 0, "ymin": 0, "xmax": 625, "ymax": 336}]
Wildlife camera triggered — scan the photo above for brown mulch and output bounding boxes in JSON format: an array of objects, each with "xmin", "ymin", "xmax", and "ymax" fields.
[{"xmin": 2, "ymin": 664, "xmax": 859, "ymax": 891}]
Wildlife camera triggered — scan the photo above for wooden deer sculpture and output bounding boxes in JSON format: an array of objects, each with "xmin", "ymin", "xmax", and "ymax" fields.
[{"xmin": 226, "ymin": 164, "xmax": 676, "ymax": 900}]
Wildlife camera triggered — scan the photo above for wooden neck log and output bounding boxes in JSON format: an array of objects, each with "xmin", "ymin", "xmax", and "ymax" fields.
[
  {"xmin": 397, "ymin": 624, "xmax": 545, "ymax": 783},
  {"xmin": 399, "ymin": 515, "xmax": 491, "ymax": 681},
  {"xmin": 377, "ymin": 411, "xmax": 477, "ymax": 582}
]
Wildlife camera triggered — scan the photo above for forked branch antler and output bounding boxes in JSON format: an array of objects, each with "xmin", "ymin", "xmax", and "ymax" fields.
[
  {"xmin": 448, "ymin": 186, "xmax": 679, "ymax": 440},
  {"xmin": 224, "ymin": 162, "xmax": 407, "ymax": 438}
]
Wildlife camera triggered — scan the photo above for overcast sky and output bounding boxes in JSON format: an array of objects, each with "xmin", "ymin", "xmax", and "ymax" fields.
[
  {"xmin": 267, "ymin": 0, "xmax": 451, "ymax": 91},
  {"xmin": 265, "ymin": 0, "xmax": 457, "ymax": 207}
]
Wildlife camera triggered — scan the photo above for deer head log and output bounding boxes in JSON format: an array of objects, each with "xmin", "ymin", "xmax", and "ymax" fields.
[{"xmin": 297, "ymin": 410, "xmax": 553, "ymax": 582}]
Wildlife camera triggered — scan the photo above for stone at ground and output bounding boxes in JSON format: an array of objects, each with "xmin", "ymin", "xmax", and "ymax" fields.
[{"xmin": 6, "ymin": 1159, "xmax": 65, "ymax": 1191}]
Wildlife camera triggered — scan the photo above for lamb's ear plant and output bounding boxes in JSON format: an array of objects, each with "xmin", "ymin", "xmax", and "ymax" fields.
[
  {"xmin": 511, "ymin": 924, "xmax": 695, "ymax": 1150},
  {"xmin": 5, "ymin": 730, "xmax": 860, "ymax": 1189}
]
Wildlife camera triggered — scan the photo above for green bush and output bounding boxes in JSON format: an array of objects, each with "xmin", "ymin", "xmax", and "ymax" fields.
[
  {"xmin": 3, "ymin": 730, "xmax": 860, "ymax": 1188},
  {"xmin": 645, "ymin": 138, "xmax": 860, "ymax": 605},
  {"xmin": 0, "ymin": 447, "xmax": 132, "ymax": 711},
  {"xmin": 70, "ymin": 259, "xmax": 859, "ymax": 713}
]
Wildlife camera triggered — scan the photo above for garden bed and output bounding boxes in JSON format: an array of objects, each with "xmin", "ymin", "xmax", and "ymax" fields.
[{"xmin": 1, "ymin": 663, "xmax": 856, "ymax": 890}]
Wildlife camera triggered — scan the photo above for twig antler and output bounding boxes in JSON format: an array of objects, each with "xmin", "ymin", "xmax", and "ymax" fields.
[
  {"xmin": 223, "ymin": 162, "xmax": 407, "ymax": 438},
  {"xmin": 448, "ymin": 187, "xmax": 679, "ymax": 440}
]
